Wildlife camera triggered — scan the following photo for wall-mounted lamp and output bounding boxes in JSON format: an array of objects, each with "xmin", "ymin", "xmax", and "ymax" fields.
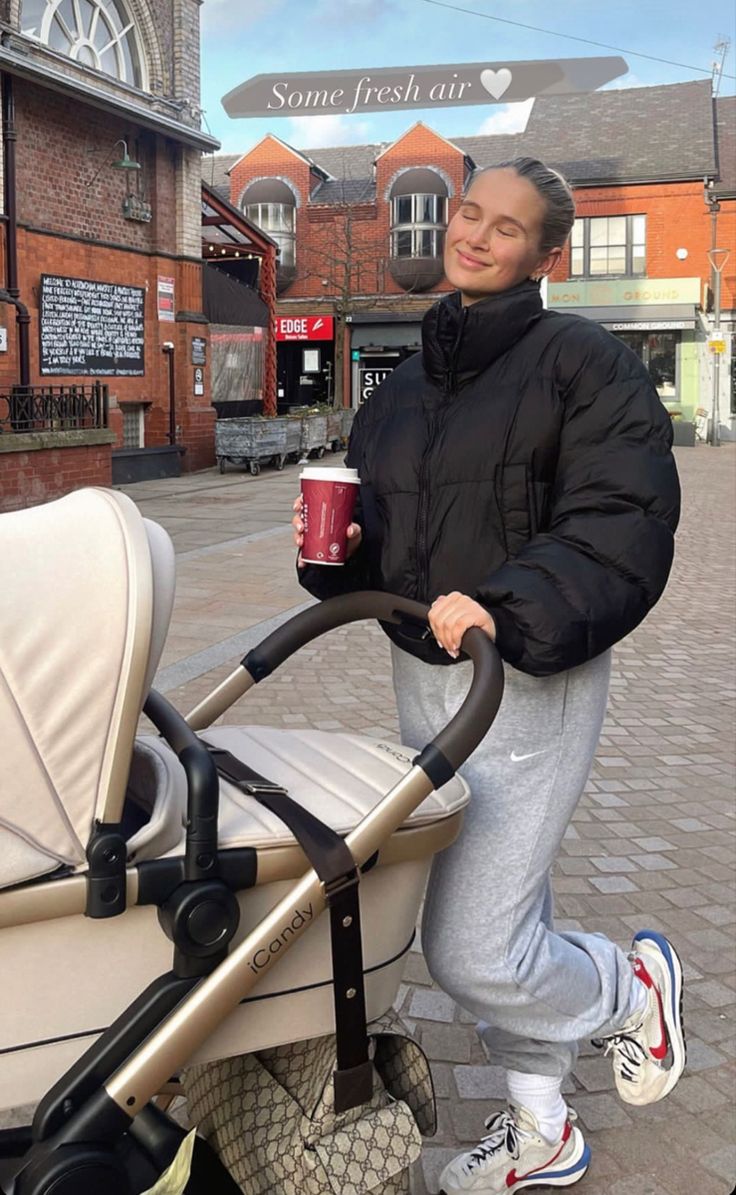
[
  {"xmin": 111, "ymin": 140, "xmax": 141, "ymax": 171},
  {"xmin": 86, "ymin": 139, "xmax": 141, "ymax": 187},
  {"xmin": 675, "ymin": 248, "xmax": 688, "ymax": 260}
]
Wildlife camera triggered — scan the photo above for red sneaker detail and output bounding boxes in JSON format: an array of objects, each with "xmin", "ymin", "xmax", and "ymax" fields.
[
  {"xmin": 633, "ymin": 957, "xmax": 669, "ymax": 1061},
  {"xmin": 504, "ymin": 1129, "xmax": 569, "ymax": 1188},
  {"xmin": 633, "ymin": 957, "xmax": 654, "ymax": 988}
]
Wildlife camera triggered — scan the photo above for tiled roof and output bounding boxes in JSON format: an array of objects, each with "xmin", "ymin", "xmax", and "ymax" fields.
[
  {"xmin": 309, "ymin": 177, "xmax": 375, "ymax": 204},
  {"xmin": 202, "ymin": 151, "xmax": 238, "ymax": 198},
  {"xmin": 513, "ymin": 80, "xmax": 715, "ymax": 183},
  {"xmin": 302, "ymin": 142, "xmax": 387, "ymax": 180},
  {"xmin": 451, "ymin": 133, "xmax": 520, "ymax": 168},
  {"xmin": 203, "ymin": 81, "xmax": 719, "ymax": 201},
  {"xmin": 714, "ymin": 95, "xmax": 736, "ymax": 196}
]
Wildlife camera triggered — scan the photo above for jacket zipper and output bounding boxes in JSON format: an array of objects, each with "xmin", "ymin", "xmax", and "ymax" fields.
[{"xmin": 416, "ymin": 307, "xmax": 467, "ymax": 601}]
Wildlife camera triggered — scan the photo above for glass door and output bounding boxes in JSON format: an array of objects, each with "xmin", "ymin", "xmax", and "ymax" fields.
[{"xmin": 614, "ymin": 331, "xmax": 678, "ymax": 400}]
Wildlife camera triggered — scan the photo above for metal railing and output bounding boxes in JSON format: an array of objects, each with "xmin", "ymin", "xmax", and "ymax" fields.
[{"xmin": 0, "ymin": 382, "xmax": 109, "ymax": 433}]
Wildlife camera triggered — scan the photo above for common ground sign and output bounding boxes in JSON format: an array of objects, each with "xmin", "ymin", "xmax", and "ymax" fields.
[{"xmin": 222, "ymin": 57, "xmax": 627, "ymax": 118}]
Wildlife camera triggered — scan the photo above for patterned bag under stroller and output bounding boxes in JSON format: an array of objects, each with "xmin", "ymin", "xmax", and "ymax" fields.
[{"xmin": 0, "ymin": 488, "xmax": 503, "ymax": 1194}]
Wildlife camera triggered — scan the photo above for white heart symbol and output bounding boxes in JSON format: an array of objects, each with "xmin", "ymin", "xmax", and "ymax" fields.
[{"xmin": 480, "ymin": 68, "xmax": 512, "ymax": 100}]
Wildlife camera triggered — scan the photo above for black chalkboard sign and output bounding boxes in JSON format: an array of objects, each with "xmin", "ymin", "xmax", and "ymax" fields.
[{"xmin": 40, "ymin": 274, "xmax": 146, "ymax": 376}]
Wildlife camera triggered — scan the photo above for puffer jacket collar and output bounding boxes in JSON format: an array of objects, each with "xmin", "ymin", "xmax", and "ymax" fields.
[{"xmin": 422, "ymin": 279, "xmax": 544, "ymax": 387}]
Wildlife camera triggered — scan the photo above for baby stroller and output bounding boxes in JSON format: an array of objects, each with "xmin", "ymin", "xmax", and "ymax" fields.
[{"xmin": 0, "ymin": 488, "xmax": 503, "ymax": 1194}]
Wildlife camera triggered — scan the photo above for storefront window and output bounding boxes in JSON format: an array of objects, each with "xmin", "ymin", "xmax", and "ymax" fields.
[
  {"xmin": 614, "ymin": 331, "xmax": 678, "ymax": 399},
  {"xmin": 571, "ymin": 215, "xmax": 646, "ymax": 278}
]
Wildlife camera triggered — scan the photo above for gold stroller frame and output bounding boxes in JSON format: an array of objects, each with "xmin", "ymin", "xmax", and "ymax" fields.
[{"xmin": 0, "ymin": 489, "xmax": 503, "ymax": 1195}]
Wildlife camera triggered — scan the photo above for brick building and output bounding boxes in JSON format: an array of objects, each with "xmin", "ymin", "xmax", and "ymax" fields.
[
  {"xmin": 210, "ymin": 80, "xmax": 735, "ymax": 437},
  {"xmin": 0, "ymin": 0, "xmax": 219, "ymax": 511}
]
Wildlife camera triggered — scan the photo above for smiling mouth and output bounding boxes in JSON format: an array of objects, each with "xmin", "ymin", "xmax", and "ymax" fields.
[{"xmin": 456, "ymin": 249, "xmax": 491, "ymax": 269}]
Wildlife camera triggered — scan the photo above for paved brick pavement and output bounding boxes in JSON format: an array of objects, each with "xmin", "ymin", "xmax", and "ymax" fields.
[{"xmin": 5, "ymin": 446, "xmax": 734, "ymax": 1192}]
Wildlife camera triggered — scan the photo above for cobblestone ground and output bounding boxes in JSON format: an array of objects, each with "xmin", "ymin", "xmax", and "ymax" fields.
[{"xmin": 3, "ymin": 446, "xmax": 733, "ymax": 1195}]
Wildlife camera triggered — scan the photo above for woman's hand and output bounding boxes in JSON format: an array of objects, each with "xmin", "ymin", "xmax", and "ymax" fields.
[
  {"xmin": 291, "ymin": 494, "xmax": 363, "ymax": 567},
  {"xmin": 429, "ymin": 591, "xmax": 496, "ymax": 659}
]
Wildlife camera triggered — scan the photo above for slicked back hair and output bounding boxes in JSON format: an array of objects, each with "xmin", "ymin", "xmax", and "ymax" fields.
[{"xmin": 466, "ymin": 158, "xmax": 576, "ymax": 253}]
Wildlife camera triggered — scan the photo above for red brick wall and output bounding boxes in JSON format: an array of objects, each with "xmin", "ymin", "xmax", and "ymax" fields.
[
  {"xmin": 230, "ymin": 127, "xmax": 466, "ymax": 304},
  {"xmin": 550, "ymin": 182, "xmax": 735, "ymax": 306},
  {"xmin": 0, "ymin": 227, "xmax": 212, "ymax": 466},
  {"xmin": 16, "ymin": 81, "xmax": 177, "ymax": 255},
  {"xmin": 0, "ymin": 440, "xmax": 113, "ymax": 513},
  {"xmin": 0, "ymin": 79, "xmax": 214, "ymax": 473},
  {"xmin": 376, "ymin": 124, "xmax": 466, "ymax": 298},
  {"xmin": 229, "ymin": 135, "xmax": 312, "ymax": 210}
]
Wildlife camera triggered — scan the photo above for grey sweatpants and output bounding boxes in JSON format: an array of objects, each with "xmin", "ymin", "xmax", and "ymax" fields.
[{"xmin": 392, "ymin": 643, "xmax": 636, "ymax": 1079}]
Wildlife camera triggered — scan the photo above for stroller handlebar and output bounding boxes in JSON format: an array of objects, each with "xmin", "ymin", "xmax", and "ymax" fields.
[{"xmin": 243, "ymin": 592, "xmax": 504, "ymax": 780}]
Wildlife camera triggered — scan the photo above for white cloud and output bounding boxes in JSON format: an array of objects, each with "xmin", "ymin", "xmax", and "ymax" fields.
[
  {"xmin": 476, "ymin": 98, "xmax": 534, "ymax": 135},
  {"xmin": 287, "ymin": 113, "xmax": 374, "ymax": 147},
  {"xmin": 201, "ymin": 0, "xmax": 280, "ymax": 34},
  {"xmin": 601, "ymin": 72, "xmax": 646, "ymax": 90}
]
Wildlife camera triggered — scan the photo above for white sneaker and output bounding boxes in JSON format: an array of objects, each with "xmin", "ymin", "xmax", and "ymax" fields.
[
  {"xmin": 438, "ymin": 1103, "xmax": 590, "ymax": 1194},
  {"xmin": 593, "ymin": 929, "xmax": 686, "ymax": 1106}
]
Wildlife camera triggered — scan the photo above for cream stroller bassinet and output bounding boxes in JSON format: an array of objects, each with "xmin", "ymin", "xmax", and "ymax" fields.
[{"xmin": 0, "ymin": 488, "xmax": 503, "ymax": 1195}]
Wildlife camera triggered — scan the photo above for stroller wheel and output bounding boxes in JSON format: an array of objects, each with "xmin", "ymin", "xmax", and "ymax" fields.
[{"xmin": 14, "ymin": 1148, "xmax": 130, "ymax": 1195}]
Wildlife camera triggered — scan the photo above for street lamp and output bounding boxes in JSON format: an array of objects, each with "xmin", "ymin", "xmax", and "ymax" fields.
[{"xmin": 707, "ymin": 246, "xmax": 730, "ymax": 447}]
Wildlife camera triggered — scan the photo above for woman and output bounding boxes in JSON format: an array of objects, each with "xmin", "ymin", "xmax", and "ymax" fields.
[{"xmin": 292, "ymin": 158, "xmax": 684, "ymax": 1195}]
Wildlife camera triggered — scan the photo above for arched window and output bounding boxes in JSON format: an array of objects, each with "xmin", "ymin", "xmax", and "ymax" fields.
[
  {"xmin": 243, "ymin": 179, "xmax": 297, "ymax": 292},
  {"xmin": 21, "ymin": 0, "xmax": 146, "ymax": 88},
  {"xmin": 388, "ymin": 168, "xmax": 448, "ymax": 292}
]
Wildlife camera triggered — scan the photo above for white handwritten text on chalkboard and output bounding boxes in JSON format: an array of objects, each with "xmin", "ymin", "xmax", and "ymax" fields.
[{"xmin": 40, "ymin": 275, "xmax": 146, "ymax": 376}]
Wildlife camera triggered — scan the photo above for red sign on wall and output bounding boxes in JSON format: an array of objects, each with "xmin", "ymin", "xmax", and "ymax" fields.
[{"xmin": 275, "ymin": 315, "xmax": 334, "ymax": 341}]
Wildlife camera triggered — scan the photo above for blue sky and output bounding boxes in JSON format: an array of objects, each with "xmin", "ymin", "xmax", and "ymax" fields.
[{"xmin": 200, "ymin": 0, "xmax": 735, "ymax": 154}]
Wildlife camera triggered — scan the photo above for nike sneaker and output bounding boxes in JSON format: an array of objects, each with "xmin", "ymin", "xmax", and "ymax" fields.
[
  {"xmin": 438, "ymin": 1103, "xmax": 590, "ymax": 1194},
  {"xmin": 593, "ymin": 929, "xmax": 686, "ymax": 1105}
]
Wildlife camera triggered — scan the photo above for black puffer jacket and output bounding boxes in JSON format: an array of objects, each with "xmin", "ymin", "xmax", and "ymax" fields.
[{"xmin": 299, "ymin": 281, "xmax": 680, "ymax": 676}]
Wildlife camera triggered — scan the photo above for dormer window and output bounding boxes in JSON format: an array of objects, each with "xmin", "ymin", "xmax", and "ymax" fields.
[
  {"xmin": 388, "ymin": 168, "xmax": 448, "ymax": 292},
  {"xmin": 391, "ymin": 194, "xmax": 447, "ymax": 259},
  {"xmin": 243, "ymin": 179, "xmax": 297, "ymax": 293},
  {"xmin": 21, "ymin": 0, "xmax": 146, "ymax": 87}
]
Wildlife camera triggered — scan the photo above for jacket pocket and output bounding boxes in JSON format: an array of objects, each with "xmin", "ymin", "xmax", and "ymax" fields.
[
  {"xmin": 497, "ymin": 463, "xmax": 530, "ymax": 556},
  {"xmin": 527, "ymin": 475, "xmax": 552, "ymax": 536}
]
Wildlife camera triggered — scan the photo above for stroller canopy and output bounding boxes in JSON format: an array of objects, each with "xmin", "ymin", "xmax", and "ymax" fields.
[{"xmin": 0, "ymin": 488, "xmax": 174, "ymax": 888}]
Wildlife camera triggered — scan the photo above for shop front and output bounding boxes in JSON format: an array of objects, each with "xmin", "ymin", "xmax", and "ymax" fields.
[
  {"xmin": 276, "ymin": 315, "xmax": 335, "ymax": 410},
  {"xmin": 347, "ymin": 314, "xmax": 423, "ymax": 408},
  {"xmin": 547, "ymin": 278, "xmax": 701, "ymax": 421}
]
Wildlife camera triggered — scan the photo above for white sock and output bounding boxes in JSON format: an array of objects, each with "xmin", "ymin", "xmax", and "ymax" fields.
[
  {"xmin": 505, "ymin": 1070, "xmax": 568, "ymax": 1144},
  {"xmin": 624, "ymin": 976, "xmax": 649, "ymax": 1024}
]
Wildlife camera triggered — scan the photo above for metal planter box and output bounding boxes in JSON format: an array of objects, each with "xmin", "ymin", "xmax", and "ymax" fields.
[
  {"xmin": 285, "ymin": 417, "xmax": 302, "ymax": 458},
  {"xmin": 341, "ymin": 408, "xmax": 355, "ymax": 443},
  {"xmin": 299, "ymin": 413, "xmax": 328, "ymax": 459},
  {"xmin": 326, "ymin": 410, "xmax": 342, "ymax": 452},
  {"xmin": 215, "ymin": 416, "xmax": 295, "ymax": 475}
]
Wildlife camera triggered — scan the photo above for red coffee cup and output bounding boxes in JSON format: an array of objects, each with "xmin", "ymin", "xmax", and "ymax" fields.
[{"xmin": 300, "ymin": 466, "xmax": 360, "ymax": 565}]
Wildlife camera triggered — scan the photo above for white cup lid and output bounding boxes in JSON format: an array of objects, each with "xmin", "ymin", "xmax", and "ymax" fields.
[{"xmin": 300, "ymin": 467, "xmax": 360, "ymax": 482}]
